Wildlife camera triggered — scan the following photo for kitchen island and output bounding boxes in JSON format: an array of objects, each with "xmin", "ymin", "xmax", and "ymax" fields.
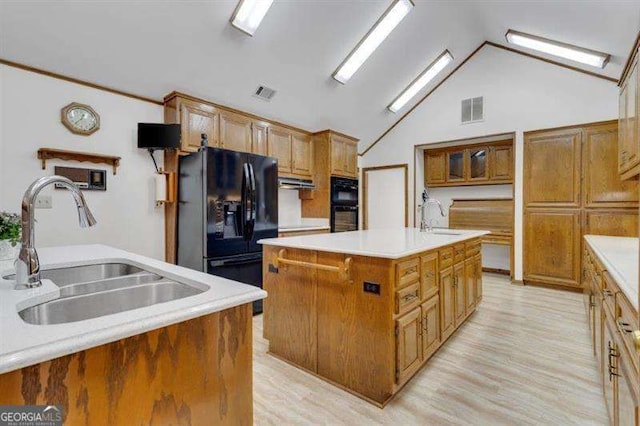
[
  {"xmin": 259, "ymin": 228, "xmax": 489, "ymax": 407},
  {"xmin": 0, "ymin": 244, "xmax": 266, "ymax": 425}
]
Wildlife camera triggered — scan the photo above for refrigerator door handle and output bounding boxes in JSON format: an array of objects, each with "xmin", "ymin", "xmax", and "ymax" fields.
[
  {"xmin": 248, "ymin": 163, "xmax": 257, "ymax": 240},
  {"xmin": 242, "ymin": 163, "xmax": 251, "ymax": 239}
]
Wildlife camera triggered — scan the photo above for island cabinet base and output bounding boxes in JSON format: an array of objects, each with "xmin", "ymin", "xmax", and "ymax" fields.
[
  {"xmin": 0, "ymin": 304, "xmax": 253, "ymax": 425},
  {"xmin": 262, "ymin": 238, "xmax": 483, "ymax": 407}
]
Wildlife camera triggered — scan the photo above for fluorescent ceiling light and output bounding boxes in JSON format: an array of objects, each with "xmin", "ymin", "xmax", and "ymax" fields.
[
  {"xmin": 388, "ymin": 50, "xmax": 453, "ymax": 113},
  {"xmin": 333, "ymin": 0, "xmax": 414, "ymax": 84},
  {"xmin": 230, "ymin": 0, "xmax": 274, "ymax": 36},
  {"xmin": 505, "ymin": 29, "xmax": 610, "ymax": 69}
]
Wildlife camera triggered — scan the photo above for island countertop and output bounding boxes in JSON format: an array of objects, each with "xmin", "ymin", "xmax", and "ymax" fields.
[
  {"xmin": 259, "ymin": 228, "xmax": 489, "ymax": 259},
  {"xmin": 0, "ymin": 244, "xmax": 266, "ymax": 374}
]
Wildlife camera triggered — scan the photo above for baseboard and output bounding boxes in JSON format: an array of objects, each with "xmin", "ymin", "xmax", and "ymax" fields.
[
  {"xmin": 522, "ymin": 279, "xmax": 583, "ymax": 293},
  {"xmin": 482, "ymin": 267, "xmax": 510, "ymax": 276}
]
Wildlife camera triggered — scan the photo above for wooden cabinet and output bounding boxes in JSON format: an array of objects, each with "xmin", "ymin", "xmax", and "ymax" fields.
[
  {"xmin": 473, "ymin": 254, "xmax": 482, "ymax": 303},
  {"xmin": 619, "ymin": 55, "xmax": 639, "ymax": 180},
  {"xmin": 425, "ymin": 151, "xmax": 446, "ymax": 185},
  {"xmin": 603, "ymin": 309, "xmax": 617, "ymax": 426},
  {"xmin": 291, "ymin": 132, "xmax": 313, "ymax": 176},
  {"xmin": 453, "ymin": 262, "xmax": 466, "ymax": 324},
  {"xmin": 464, "ymin": 257, "xmax": 476, "ymax": 312},
  {"xmin": 524, "ymin": 128, "xmax": 582, "ymax": 208},
  {"xmin": 421, "ymin": 296, "xmax": 440, "ymax": 361},
  {"xmin": 219, "ymin": 110, "xmax": 252, "ymax": 153},
  {"xmin": 524, "ymin": 209, "xmax": 581, "ymax": 287},
  {"xmin": 396, "ymin": 307, "xmax": 423, "ymax": 383},
  {"xmin": 424, "ymin": 140, "xmax": 513, "ymax": 187},
  {"xmin": 180, "ymin": 99, "xmax": 218, "ymax": 152},
  {"xmin": 420, "ymin": 252, "xmax": 438, "ymax": 300},
  {"xmin": 584, "ymin": 122, "xmax": 638, "ymax": 208},
  {"xmin": 251, "ymin": 122, "xmax": 268, "ymax": 156},
  {"xmin": 584, "ymin": 209, "xmax": 639, "ymax": 237},
  {"xmin": 489, "ymin": 144, "xmax": 513, "ymax": 182},
  {"xmin": 330, "ymin": 134, "xmax": 358, "ymax": 178},
  {"xmin": 617, "ymin": 349, "xmax": 639, "ymax": 426},
  {"xmin": 267, "ymin": 126, "xmax": 293, "ymax": 174},
  {"xmin": 439, "ymin": 267, "xmax": 455, "ymax": 342}
]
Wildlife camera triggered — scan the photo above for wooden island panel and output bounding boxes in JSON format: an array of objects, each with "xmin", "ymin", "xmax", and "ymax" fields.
[
  {"xmin": 262, "ymin": 237, "xmax": 483, "ymax": 407},
  {"xmin": 0, "ymin": 304, "xmax": 253, "ymax": 425}
]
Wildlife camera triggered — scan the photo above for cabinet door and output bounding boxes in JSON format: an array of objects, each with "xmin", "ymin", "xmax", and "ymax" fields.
[
  {"xmin": 439, "ymin": 267, "xmax": 455, "ymax": 341},
  {"xmin": 252, "ymin": 122, "xmax": 268, "ymax": 156},
  {"xmin": 464, "ymin": 258, "xmax": 476, "ymax": 312},
  {"xmin": 181, "ymin": 101, "xmax": 218, "ymax": 152},
  {"xmin": 330, "ymin": 136, "xmax": 346, "ymax": 175},
  {"xmin": 524, "ymin": 209, "xmax": 581, "ymax": 287},
  {"xmin": 524, "ymin": 128, "xmax": 581, "ymax": 208},
  {"xmin": 489, "ymin": 144, "xmax": 513, "ymax": 182},
  {"xmin": 583, "ymin": 122, "xmax": 638, "ymax": 208},
  {"xmin": 446, "ymin": 150, "xmax": 466, "ymax": 183},
  {"xmin": 421, "ymin": 296, "xmax": 440, "ymax": 361},
  {"xmin": 584, "ymin": 209, "xmax": 638, "ymax": 238},
  {"xmin": 291, "ymin": 132, "xmax": 313, "ymax": 177},
  {"xmin": 619, "ymin": 81, "xmax": 629, "ymax": 174},
  {"xmin": 617, "ymin": 345, "xmax": 639, "ymax": 426},
  {"xmin": 420, "ymin": 252, "xmax": 438, "ymax": 300},
  {"xmin": 623, "ymin": 61, "xmax": 639, "ymax": 175},
  {"xmin": 219, "ymin": 110, "xmax": 252, "ymax": 153},
  {"xmin": 602, "ymin": 313, "xmax": 617, "ymax": 426},
  {"xmin": 267, "ymin": 126, "xmax": 292, "ymax": 174},
  {"xmin": 453, "ymin": 262, "xmax": 466, "ymax": 325},
  {"xmin": 594, "ymin": 281, "xmax": 603, "ymax": 372},
  {"xmin": 474, "ymin": 254, "xmax": 482, "ymax": 303},
  {"xmin": 344, "ymin": 141, "xmax": 358, "ymax": 178},
  {"xmin": 425, "ymin": 151, "xmax": 446, "ymax": 185},
  {"xmin": 467, "ymin": 146, "xmax": 488, "ymax": 182},
  {"xmin": 396, "ymin": 306, "xmax": 422, "ymax": 383}
]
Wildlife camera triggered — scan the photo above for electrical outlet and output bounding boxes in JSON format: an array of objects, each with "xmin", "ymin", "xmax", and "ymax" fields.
[{"xmin": 35, "ymin": 194, "xmax": 52, "ymax": 209}]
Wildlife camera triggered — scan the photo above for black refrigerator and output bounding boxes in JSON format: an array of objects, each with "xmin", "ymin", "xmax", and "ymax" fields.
[{"xmin": 177, "ymin": 147, "xmax": 278, "ymax": 314}]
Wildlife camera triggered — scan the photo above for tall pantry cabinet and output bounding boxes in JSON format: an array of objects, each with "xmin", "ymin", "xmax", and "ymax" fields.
[{"xmin": 523, "ymin": 121, "xmax": 638, "ymax": 289}]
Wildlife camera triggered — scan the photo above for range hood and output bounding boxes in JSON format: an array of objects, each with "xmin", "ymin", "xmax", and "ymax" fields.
[{"xmin": 278, "ymin": 177, "xmax": 315, "ymax": 190}]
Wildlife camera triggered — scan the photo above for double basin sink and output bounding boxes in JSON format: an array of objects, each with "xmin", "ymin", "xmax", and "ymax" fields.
[{"xmin": 5, "ymin": 263, "xmax": 204, "ymax": 325}]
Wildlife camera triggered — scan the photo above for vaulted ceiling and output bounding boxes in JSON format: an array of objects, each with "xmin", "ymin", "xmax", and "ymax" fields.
[{"xmin": 1, "ymin": 1, "xmax": 638, "ymax": 152}]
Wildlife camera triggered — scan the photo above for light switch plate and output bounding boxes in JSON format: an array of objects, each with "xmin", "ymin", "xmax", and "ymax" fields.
[{"xmin": 35, "ymin": 194, "xmax": 52, "ymax": 209}]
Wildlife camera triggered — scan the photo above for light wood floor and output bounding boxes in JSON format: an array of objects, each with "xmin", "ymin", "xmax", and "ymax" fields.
[{"xmin": 252, "ymin": 274, "xmax": 608, "ymax": 425}]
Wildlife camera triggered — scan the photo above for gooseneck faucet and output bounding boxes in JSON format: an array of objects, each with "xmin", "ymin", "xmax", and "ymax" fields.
[
  {"xmin": 16, "ymin": 176, "xmax": 97, "ymax": 289},
  {"xmin": 419, "ymin": 188, "xmax": 446, "ymax": 232}
]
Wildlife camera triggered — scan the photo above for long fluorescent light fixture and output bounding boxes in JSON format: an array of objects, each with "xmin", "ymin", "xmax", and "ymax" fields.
[
  {"xmin": 230, "ymin": 0, "xmax": 274, "ymax": 36},
  {"xmin": 388, "ymin": 50, "xmax": 453, "ymax": 113},
  {"xmin": 505, "ymin": 29, "xmax": 610, "ymax": 69},
  {"xmin": 333, "ymin": 0, "xmax": 414, "ymax": 84}
]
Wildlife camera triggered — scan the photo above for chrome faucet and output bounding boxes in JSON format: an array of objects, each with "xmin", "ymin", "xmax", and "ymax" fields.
[
  {"xmin": 15, "ymin": 176, "xmax": 97, "ymax": 289},
  {"xmin": 419, "ymin": 188, "xmax": 446, "ymax": 232}
]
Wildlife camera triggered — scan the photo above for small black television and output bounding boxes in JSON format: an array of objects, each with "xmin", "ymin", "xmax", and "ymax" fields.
[{"xmin": 137, "ymin": 123, "xmax": 181, "ymax": 150}]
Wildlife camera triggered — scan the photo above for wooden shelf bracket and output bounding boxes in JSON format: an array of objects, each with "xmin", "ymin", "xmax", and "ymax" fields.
[{"xmin": 37, "ymin": 148, "xmax": 122, "ymax": 175}]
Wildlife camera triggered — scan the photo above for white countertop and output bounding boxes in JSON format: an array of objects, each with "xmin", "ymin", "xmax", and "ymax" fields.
[
  {"xmin": 259, "ymin": 228, "xmax": 489, "ymax": 259},
  {"xmin": 584, "ymin": 235, "xmax": 639, "ymax": 310},
  {"xmin": 0, "ymin": 244, "xmax": 266, "ymax": 374}
]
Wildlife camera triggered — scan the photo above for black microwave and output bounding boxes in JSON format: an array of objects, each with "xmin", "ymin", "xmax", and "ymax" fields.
[{"xmin": 330, "ymin": 176, "xmax": 358, "ymax": 206}]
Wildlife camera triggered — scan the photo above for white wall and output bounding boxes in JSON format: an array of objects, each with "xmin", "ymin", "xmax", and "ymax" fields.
[
  {"xmin": 278, "ymin": 189, "xmax": 302, "ymax": 227},
  {"xmin": 360, "ymin": 45, "xmax": 619, "ymax": 281},
  {"xmin": 0, "ymin": 65, "xmax": 165, "ymax": 259}
]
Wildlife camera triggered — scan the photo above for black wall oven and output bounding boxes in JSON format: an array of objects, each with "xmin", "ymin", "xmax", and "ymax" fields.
[{"xmin": 330, "ymin": 177, "xmax": 358, "ymax": 232}]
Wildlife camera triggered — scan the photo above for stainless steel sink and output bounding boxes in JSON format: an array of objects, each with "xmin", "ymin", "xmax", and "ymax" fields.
[
  {"xmin": 9, "ymin": 262, "xmax": 205, "ymax": 325},
  {"xmin": 19, "ymin": 281, "xmax": 203, "ymax": 325}
]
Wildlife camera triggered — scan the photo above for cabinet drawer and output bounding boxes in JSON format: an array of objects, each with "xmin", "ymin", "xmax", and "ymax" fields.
[
  {"xmin": 453, "ymin": 244, "xmax": 465, "ymax": 264},
  {"xmin": 602, "ymin": 272, "xmax": 618, "ymax": 320},
  {"xmin": 439, "ymin": 247, "xmax": 454, "ymax": 269},
  {"xmin": 420, "ymin": 252, "xmax": 438, "ymax": 300},
  {"xmin": 395, "ymin": 282, "xmax": 421, "ymax": 315},
  {"xmin": 616, "ymin": 291, "xmax": 639, "ymax": 375},
  {"xmin": 465, "ymin": 240, "xmax": 481, "ymax": 257},
  {"xmin": 396, "ymin": 258, "xmax": 420, "ymax": 289}
]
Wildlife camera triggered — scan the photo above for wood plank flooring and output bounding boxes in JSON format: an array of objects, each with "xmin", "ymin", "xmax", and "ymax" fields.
[{"xmin": 252, "ymin": 273, "xmax": 608, "ymax": 425}]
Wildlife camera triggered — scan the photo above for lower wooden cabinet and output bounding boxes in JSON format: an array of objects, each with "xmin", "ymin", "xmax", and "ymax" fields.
[
  {"xmin": 421, "ymin": 296, "xmax": 441, "ymax": 361},
  {"xmin": 453, "ymin": 262, "xmax": 466, "ymax": 324},
  {"xmin": 396, "ymin": 306, "xmax": 423, "ymax": 383},
  {"xmin": 440, "ymin": 266, "xmax": 455, "ymax": 342},
  {"xmin": 603, "ymin": 309, "xmax": 617, "ymax": 426},
  {"xmin": 617, "ymin": 351, "xmax": 639, "ymax": 426}
]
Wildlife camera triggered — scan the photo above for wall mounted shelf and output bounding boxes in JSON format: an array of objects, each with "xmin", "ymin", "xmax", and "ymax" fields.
[{"xmin": 37, "ymin": 148, "xmax": 121, "ymax": 175}]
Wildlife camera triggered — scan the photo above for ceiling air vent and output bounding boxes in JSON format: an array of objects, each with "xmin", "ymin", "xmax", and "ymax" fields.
[
  {"xmin": 461, "ymin": 96, "xmax": 483, "ymax": 124},
  {"xmin": 254, "ymin": 85, "xmax": 276, "ymax": 102}
]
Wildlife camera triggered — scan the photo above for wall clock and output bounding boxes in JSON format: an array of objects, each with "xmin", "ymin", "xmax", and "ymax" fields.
[{"xmin": 61, "ymin": 102, "xmax": 100, "ymax": 135}]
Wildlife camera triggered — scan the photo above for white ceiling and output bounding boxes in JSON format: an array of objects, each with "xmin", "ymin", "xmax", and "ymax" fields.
[{"xmin": 1, "ymin": 1, "xmax": 638, "ymax": 152}]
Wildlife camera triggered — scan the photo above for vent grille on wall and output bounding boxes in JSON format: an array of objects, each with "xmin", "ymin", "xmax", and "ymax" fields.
[
  {"xmin": 461, "ymin": 96, "xmax": 483, "ymax": 124},
  {"xmin": 254, "ymin": 85, "xmax": 276, "ymax": 101}
]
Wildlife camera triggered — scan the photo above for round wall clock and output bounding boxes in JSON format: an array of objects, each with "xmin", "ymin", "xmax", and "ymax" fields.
[{"xmin": 61, "ymin": 102, "xmax": 100, "ymax": 135}]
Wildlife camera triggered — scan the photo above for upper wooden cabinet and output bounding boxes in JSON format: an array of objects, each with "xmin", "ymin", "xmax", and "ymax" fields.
[
  {"xmin": 267, "ymin": 126, "xmax": 293, "ymax": 174},
  {"xmin": 424, "ymin": 140, "xmax": 513, "ymax": 187},
  {"xmin": 251, "ymin": 122, "xmax": 268, "ymax": 156},
  {"xmin": 179, "ymin": 99, "xmax": 219, "ymax": 152},
  {"xmin": 619, "ymin": 52, "xmax": 639, "ymax": 180},
  {"xmin": 219, "ymin": 110, "xmax": 252, "ymax": 153},
  {"xmin": 523, "ymin": 128, "xmax": 582, "ymax": 208},
  {"xmin": 291, "ymin": 132, "xmax": 313, "ymax": 176},
  {"xmin": 267, "ymin": 126, "xmax": 313, "ymax": 179},
  {"xmin": 330, "ymin": 134, "xmax": 358, "ymax": 178}
]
